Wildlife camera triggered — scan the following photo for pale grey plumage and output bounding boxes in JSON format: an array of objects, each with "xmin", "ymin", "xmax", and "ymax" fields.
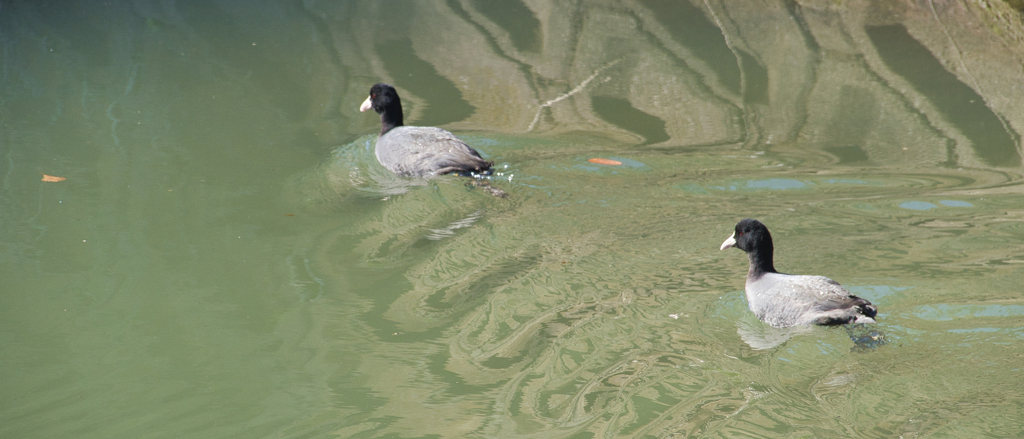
[{"xmin": 373, "ymin": 126, "xmax": 491, "ymax": 177}]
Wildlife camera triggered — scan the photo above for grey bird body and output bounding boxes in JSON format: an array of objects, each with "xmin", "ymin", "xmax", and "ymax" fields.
[{"xmin": 373, "ymin": 126, "xmax": 491, "ymax": 178}]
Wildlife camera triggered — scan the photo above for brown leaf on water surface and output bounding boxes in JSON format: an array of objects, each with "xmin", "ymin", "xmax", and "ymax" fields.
[
  {"xmin": 41, "ymin": 174, "xmax": 66, "ymax": 182},
  {"xmin": 588, "ymin": 158, "xmax": 622, "ymax": 166}
]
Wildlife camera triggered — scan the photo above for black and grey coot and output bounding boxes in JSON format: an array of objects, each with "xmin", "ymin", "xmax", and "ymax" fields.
[
  {"xmin": 359, "ymin": 83, "xmax": 494, "ymax": 178},
  {"xmin": 720, "ymin": 219, "xmax": 877, "ymax": 328}
]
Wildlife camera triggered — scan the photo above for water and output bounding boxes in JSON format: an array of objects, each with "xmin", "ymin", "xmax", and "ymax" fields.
[{"xmin": 2, "ymin": 0, "xmax": 1024, "ymax": 437}]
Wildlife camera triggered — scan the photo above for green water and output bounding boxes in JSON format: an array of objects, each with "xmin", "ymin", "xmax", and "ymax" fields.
[{"xmin": 3, "ymin": 1, "xmax": 1024, "ymax": 438}]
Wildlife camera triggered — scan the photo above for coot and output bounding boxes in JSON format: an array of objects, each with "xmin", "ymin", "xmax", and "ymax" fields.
[
  {"xmin": 720, "ymin": 219, "xmax": 877, "ymax": 328},
  {"xmin": 359, "ymin": 83, "xmax": 493, "ymax": 178}
]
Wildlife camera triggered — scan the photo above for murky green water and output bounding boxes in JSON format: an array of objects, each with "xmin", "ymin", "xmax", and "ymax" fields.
[{"xmin": 3, "ymin": 1, "xmax": 1024, "ymax": 437}]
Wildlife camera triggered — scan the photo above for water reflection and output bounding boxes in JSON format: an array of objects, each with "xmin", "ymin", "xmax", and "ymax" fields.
[
  {"xmin": 2, "ymin": 0, "xmax": 1024, "ymax": 438},
  {"xmin": 376, "ymin": 39, "xmax": 477, "ymax": 127},
  {"xmin": 468, "ymin": 0, "xmax": 542, "ymax": 53},
  {"xmin": 867, "ymin": 24, "xmax": 1020, "ymax": 167},
  {"xmin": 592, "ymin": 95, "xmax": 670, "ymax": 145}
]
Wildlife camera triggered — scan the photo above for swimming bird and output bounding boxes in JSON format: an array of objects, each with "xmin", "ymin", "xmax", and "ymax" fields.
[
  {"xmin": 720, "ymin": 219, "xmax": 877, "ymax": 328},
  {"xmin": 359, "ymin": 83, "xmax": 494, "ymax": 178}
]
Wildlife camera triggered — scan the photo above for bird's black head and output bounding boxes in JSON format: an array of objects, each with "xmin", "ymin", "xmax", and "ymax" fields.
[
  {"xmin": 732, "ymin": 218, "xmax": 772, "ymax": 253},
  {"xmin": 360, "ymin": 83, "xmax": 404, "ymax": 134},
  {"xmin": 362, "ymin": 83, "xmax": 401, "ymax": 115},
  {"xmin": 721, "ymin": 218, "xmax": 776, "ymax": 274}
]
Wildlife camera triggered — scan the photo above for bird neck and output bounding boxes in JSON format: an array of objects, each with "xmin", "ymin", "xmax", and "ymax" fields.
[
  {"xmin": 746, "ymin": 244, "xmax": 776, "ymax": 278},
  {"xmin": 379, "ymin": 105, "xmax": 404, "ymax": 136}
]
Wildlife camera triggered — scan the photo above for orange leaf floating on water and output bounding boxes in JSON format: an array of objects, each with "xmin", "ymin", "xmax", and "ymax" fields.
[
  {"xmin": 588, "ymin": 158, "xmax": 622, "ymax": 166},
  {"xmin": 42, "ymin": 174, "xmax": 66, "ymax": 182}
]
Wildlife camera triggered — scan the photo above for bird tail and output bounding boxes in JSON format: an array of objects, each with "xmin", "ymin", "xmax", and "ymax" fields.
[{"xmin": 850, "ymin": 295, "xmax": 877, "ymax": 319}]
